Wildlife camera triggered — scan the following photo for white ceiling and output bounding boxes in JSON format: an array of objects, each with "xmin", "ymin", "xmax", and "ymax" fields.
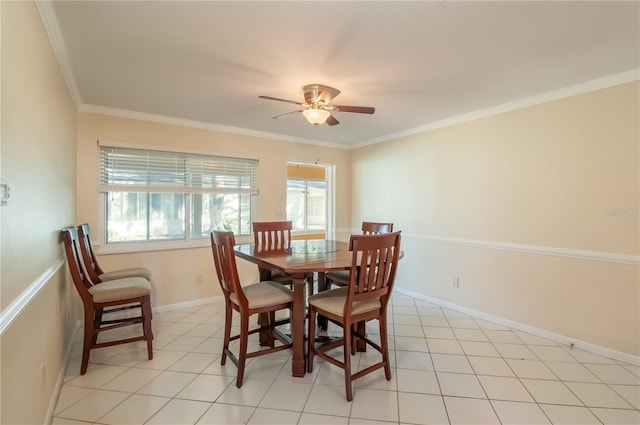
[{"xmin": 43, "ymin": 1, "xmax": 639, "ymax": 148}]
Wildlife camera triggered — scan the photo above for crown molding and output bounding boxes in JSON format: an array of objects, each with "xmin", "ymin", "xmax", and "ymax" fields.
[
  {"xmin": 36, "ymin": 0, "xmax": 638, "ymax": 151},
  {"xmin": 79, "ymin": 104, "xmax": 350, "ymax": 150},
  {"xmin": 35, "ymin": 1, "xmax": 82, "ymax": 108},
  {"xmin": 81, "ymin": 69, "xmax": 639, "ymax": 151},
  {"xmin": 355, "ymin": 69, "xmax": 640, "ymax": 149}
]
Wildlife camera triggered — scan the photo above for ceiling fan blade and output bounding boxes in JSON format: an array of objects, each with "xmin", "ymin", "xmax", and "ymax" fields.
[
  {"xmin": 272, "ymin": 110, "xmax": 303, "ymax": 119},
  {"xmin": 332, "ymin": 105, "xmax": 375, "ymax": 114},
  {"xmin": 326, "ymin": 114, "xmax": 339, "ymax": 126},
  {"xmin": 259, "ymin": 95, "xmax": 306, "ymax": 107}
]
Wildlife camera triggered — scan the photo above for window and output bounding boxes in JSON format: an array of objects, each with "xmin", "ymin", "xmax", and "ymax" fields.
[
  {"xmin": 286, "ymin": 163, "xmax": 327, "ymax": 237},
  {"xmin": 99, "ymin": 145, "xmax": 258, "ymax": 244}
]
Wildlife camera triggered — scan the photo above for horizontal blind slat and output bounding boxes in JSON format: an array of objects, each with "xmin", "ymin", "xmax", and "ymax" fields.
[{"xmin": 99, "ymin": 185, "xmax": 258, "ymax": 195}]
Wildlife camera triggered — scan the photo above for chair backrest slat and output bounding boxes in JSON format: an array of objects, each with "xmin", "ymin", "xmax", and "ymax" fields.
[
  {"xmin": 253, "ymin": 221, "xmax": 292, "ymax": 250},
  {"xmin": 210, "ymin": 231, "xmax": 248, "ymax": 308}
]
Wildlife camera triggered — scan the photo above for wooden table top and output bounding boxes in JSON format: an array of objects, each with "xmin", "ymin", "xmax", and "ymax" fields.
[{"xmin": 234, "ymin": 239, "xmax": 352, "ymax": 274}]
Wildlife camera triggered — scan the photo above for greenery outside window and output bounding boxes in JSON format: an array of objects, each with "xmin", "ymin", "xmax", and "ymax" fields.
[{"xmin": 99, "ymin": 145, "xmax": 258, "ymax": 244}]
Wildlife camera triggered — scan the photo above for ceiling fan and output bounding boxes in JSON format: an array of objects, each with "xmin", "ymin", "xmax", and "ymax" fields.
[{"xmin": 259, "ymin": 84, "xmax": 375, "ymax": 126}]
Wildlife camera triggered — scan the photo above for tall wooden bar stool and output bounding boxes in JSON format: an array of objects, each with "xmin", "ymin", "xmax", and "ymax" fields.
[
  {"xmin": 210, "ymin": 230, "xmax": 294, "ymax": 387},
  {"xmin": 307, "ymin": 231, "xmax": 401, "ymax": 400},
  {"xmin": 252, "ymin": 221, "xmax": 294, "ymax": 286},
  {"xmin": 62, "ymin": 227, "xmax": 153, "ymax": 375}
]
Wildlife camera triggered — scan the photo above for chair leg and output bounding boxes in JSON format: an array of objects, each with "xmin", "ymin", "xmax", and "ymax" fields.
[
  {"xmin": 80, "ymin": 307, "xmax": 94, "ymax": 375},
  {"xmin": 379, "ymin": 313, "xmax": 391, "ymax": 380},
  {"xmin": 316, "ymin": 274, "xmax": 329, "ymax": 331},
  {"xmin": 92, "ymin": 307, "xmax": 103, "ymax": 345},
  {"xmin": 257, "ymin": 312, "xmax": 271, "ymax": 346},
  {"xmin": 142, "ymin": 298, "xmax": 153, "ymax": 360},
  {"xmin": 268, "ymin": 311, "xmax": 276, "ymax": 348},
  {"xmin": 236, "ymin": 312, "xmax": 249, "ymax": 388},
  {"xmin": 343, "ymin": 320, "xmax": 354, "ymax": 401},
  {"xmin": 221, "ymin": 302, "xmax": 232, "ymax": 366},
  {"xmin": 307, "ymin": 307, "xmax": 317, "ymax": 373},
  {"xmin": 351, "ymin": 323, "xmax": 358, "ymax": 355},
  {"xmin": 307, "ymin": 275, "xmax": 314, "ymax": 296}
]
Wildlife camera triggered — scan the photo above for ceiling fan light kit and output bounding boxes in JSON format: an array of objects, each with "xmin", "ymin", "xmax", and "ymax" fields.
[
  {"xmin": 259, "ymin": 84, "xmax": 375, "ymax": 127},
  {"xmin": 302, "ymin": 108, "xmax": 331, "ymax": 125}
]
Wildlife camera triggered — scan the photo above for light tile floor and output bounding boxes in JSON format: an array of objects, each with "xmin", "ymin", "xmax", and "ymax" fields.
[{"xmin": 53, "ymin": 293, "xmax": 640, "ymax": 424}]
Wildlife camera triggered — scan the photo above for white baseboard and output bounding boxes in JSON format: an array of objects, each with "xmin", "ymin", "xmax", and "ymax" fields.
[
  {"xmin": 45, "ymin": 321, "xmax": 81, "ymax": 425},
  {"xmin": 153, "ymin": 295, "xmax": 224, "ymax": 314},
  {"xmin": 395, "ymin": 287, "xmax": 640, "ymax": 367}
]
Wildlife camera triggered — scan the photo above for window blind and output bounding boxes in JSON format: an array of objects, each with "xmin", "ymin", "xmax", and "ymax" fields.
[{"xmin": 99, "ymin": 146, "xmax": 259, "ymax": 194}]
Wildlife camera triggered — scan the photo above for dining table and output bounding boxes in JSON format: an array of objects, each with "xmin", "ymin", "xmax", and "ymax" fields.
[{"xmin": 234, "ymin": 238, "xmax": 353, "ymax": 377}]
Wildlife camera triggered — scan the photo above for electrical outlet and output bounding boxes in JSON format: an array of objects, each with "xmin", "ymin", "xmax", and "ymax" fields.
[
  {"xmin": 450, "ymin": 276, "xmax": 459, "ymax": 288},
  {"xmin": 196, "ymin": 274, "xmax": 204, "ymax": 286},
  {"xmin": 0, "ymin": 182, "xmax": 9, "ymax": 206}
]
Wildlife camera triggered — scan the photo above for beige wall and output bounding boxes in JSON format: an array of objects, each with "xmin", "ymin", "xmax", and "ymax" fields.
[
  {"xmin": 352, "ymin": 82, "xmax": 640, "ymax": 356},
  {"xmin": 75, "ymin": 112, "xmax": 352, "ymax": 308},
  {"xmin": 2, "ymin": 3, "xmax": 638, "ymax": 423},
  {"xmin": 1, "ymin": 1, "xmax": 78, "ymax": 424}
]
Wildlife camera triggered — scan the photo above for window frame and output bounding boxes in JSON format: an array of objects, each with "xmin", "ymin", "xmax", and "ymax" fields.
[
  {"xmin": 97, "ymin": 142, "xmax": 258, "ymax": 253},
  {"xmin": 286, "ymin": 161, "xmax": 335, "ymax": 239}
]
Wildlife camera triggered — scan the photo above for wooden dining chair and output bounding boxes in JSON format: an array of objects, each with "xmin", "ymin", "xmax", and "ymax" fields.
[
  {"xmin": 253, "ymin": 220, "xmax": 323, "ymax": 298},
  {"xmin": 61, "ymin": 227, "xmax": 153, "ymax": 375},
  {"xmin": 210, "ymin": 230, "xmax": 294, "ymax": 387},
  {"xmin": 324, "ymin": 221, "xmax": 394, "ymax": 289},
  {"xmin": 77, "ymin": 223, "xmax": 151, "ymax": 283},
  {"xmin": 307, "ymin": 231, "xmax": 401, "ymax": 401},
  {"xmin": 252, "ymin": 221, "xmax": 294, "ymax": 286}
]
